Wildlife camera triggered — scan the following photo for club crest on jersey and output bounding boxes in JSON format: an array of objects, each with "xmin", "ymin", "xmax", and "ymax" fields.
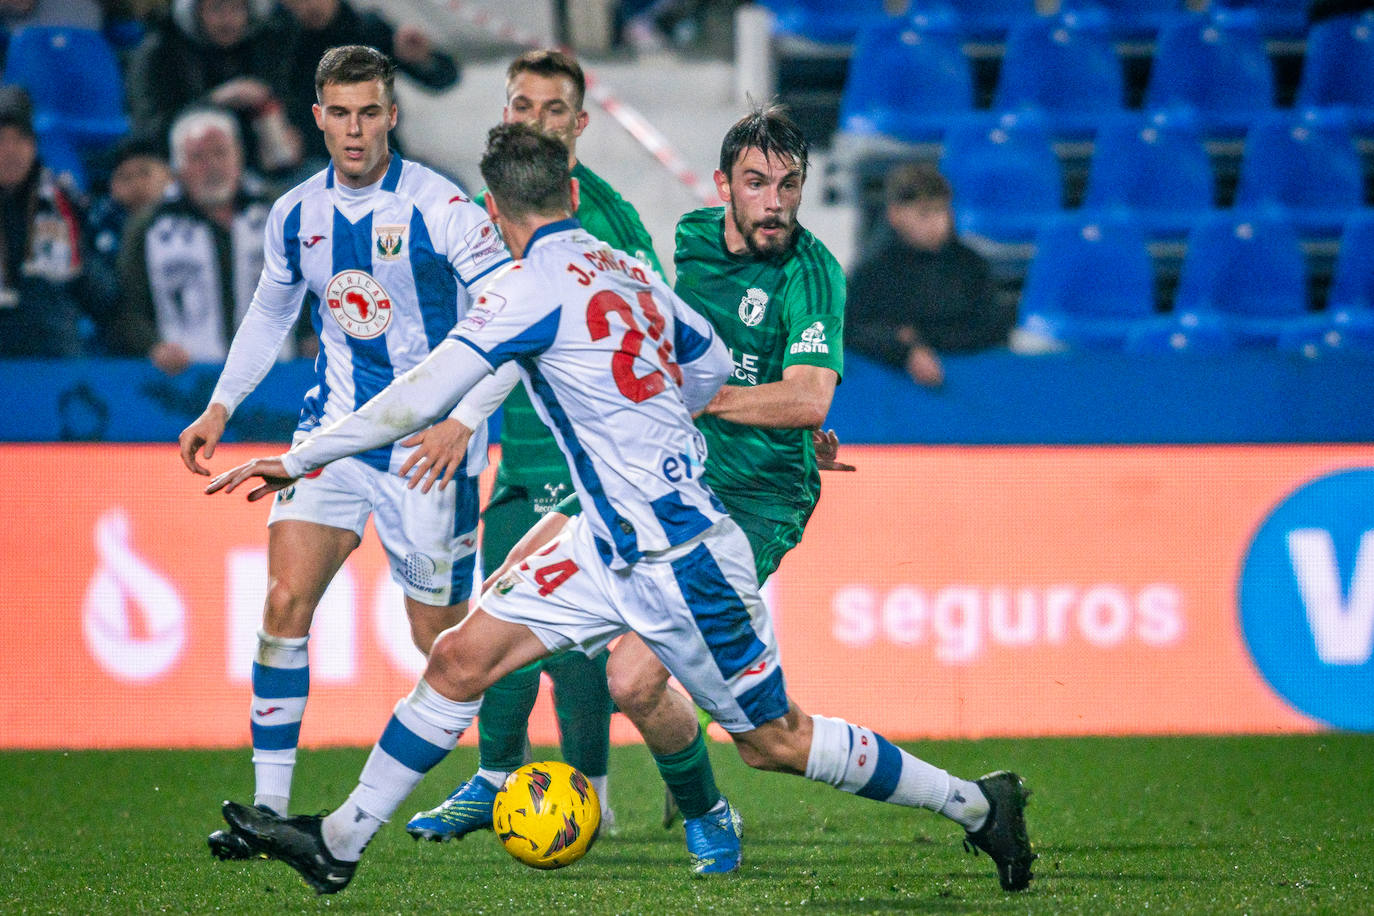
[
  {"xmin": 326, "ymin": 269, "xmax": 394, "ymax": 339},
  {"xmin": 738, "ymin": 287, "xmax": 769, "ymax": 327},
  {"xmin": 374, "ymin": 224, "xmax": 406, "ymax": 261}
]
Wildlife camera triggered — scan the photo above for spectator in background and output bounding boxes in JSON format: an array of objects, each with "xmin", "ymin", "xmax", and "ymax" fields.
[
  {"xmin": 83, "ymin": 135, "xmax": 173, "ymax": 350},
  {"xmin": 0, "ymin": 85, "xmax": 86, "ymax": 357},
  {"xmin": 114, "ymin": 107, "xmax": 291, "ymax": 373},
  {"xmin": 845, "ymin": 163, "xmax": 1012, "ymax": 388},
  {"xmin": 124, "ymin": 0, "xmax": 302, "ymax": 177},
  {"xmin": 272, "ymin": 0, "xmax": 459, "ymax": 168}
]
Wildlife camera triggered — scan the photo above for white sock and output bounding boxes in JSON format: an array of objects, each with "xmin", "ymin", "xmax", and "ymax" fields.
[
  {"xmin": 940, "ymin": 778, "xmax": 991, "ymax": 831},
  {"xmin": 590, "ymin": 774, "xmax": 609, "ymax": 813},
  {"xmin": 322, "ymin": 680, "xmax": 480, "ymax": 861},
  {"xmin": 250, "ymin": 631, "xmax": 309, "ymax": 814},
  {"xmin": 476, "ymin": 767, "xmax": 512, "ymax": 790},
  {"xmin": 804, "ymin": 714, "xmax": 957, "ymax": 813}
]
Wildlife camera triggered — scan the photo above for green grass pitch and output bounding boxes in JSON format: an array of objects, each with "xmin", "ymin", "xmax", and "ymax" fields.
[{"xmin": 3, "ymin": 734, "xmax": 1370, "ymax": 913}]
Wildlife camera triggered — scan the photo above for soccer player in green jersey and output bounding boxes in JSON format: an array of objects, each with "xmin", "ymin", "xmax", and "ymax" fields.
[
  {"xmin": 404, "ymin": 49, "xmax": 665, "ymax": 843},
  {"xmin": 599, "ymin": 103, "xmax": 852, "ymax": 871}
]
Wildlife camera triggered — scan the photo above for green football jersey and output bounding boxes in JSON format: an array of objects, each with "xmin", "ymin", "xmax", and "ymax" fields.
[
  {"xmin": 491, "ymin": 162, "xmax": 663, "ymax": 489},
  {"xmin": 674, "ymin": 206, "xmax": 846, "ymax": 525}
]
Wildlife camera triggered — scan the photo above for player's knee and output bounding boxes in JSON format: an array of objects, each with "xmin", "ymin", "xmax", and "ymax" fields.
[
  {"xmin": 426, "ymin": 630, "xmax": 485, "ymax": 701},
  {"xmin": 262, "ymin": 579, "xmax": 316, "ymax": 636},
  {"xmin": 605, "ymin": 660, "xmax": 667, "ymax": 719}
]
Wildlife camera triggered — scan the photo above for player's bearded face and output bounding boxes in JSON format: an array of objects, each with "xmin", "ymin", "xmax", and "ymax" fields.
[
  {"xmin": 315, "ymin": 79, "xmax": 397, "ymax": 189},
  {"xmin": 719, "ymin": 148, "xmax": 803, "ymax": 259}
]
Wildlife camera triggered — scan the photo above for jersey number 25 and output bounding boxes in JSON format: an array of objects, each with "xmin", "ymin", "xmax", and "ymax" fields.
[{"xmin": 586, "ymin": 289, "xmax": 684, "ymax": 403}]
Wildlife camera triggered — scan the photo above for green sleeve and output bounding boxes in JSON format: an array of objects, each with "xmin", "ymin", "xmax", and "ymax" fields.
[
  {"xmin": 554, "ymin": 493, "xmax": 580, "ymax": 516},
  {"xmin": 781, "ymin": 241, "xmax": 846, "ymax": 379}
]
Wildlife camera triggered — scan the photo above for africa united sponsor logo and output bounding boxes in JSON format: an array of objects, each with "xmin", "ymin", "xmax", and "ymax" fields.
[
  {"xmin": 738, "ymin": 287, "xmax": 769, "ymax": 327},
  {"xmin": 325, "ymin": 269, "xmax": 393, "ymax": 339},
  {"xmin": 374, "ymin": 224, "xmax": 406, "ymax": 261},
  {"xmin": 790, "ymin": 321, "xmax": 829, "ymax": 355}
]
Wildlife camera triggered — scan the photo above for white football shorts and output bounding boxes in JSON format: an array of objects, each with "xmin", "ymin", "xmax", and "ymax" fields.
[
  {"xmin": 479, "ymin": 513, "xmax": 789, "ymax": 733},
  {"xmin": 267, "ymin": 453, "xmax": 479, "ymax": 607}
]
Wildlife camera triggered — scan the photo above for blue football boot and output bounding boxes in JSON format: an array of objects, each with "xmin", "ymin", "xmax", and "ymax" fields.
[
  {"xmin": 405, "ymin": 776, "xmax": 500, "ymax": 841},
  {"xmin": 683, "ymin": 797, "xmax": 743, "ymax": 875}
]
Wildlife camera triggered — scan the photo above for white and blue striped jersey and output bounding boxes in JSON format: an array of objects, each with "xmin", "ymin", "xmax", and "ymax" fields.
[
  {"xmin": 211, "ymin": 155, "xmax": 511, "ymax": 475},
  {"xmin": 282, "ymin": 219, "xmax": 733, "ymax": 567}
]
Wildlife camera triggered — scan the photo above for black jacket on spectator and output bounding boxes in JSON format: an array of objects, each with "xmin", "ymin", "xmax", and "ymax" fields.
[
  {"xmin": 845, "ymin": 236, "xmax": 1012, "ymax": 366},
  {"xmin": 123, "ymin": 2, "xmax": 287, "ymax": 158},
  {"xmin": 272, "ymin": 1, "xmax": 459, "ymax": 165},
  {"xmin": 0, "ymin": 164, "xmax": 86, "ymax": 357}
]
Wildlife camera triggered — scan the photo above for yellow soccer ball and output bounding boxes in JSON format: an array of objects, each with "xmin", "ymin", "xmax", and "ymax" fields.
[{"xmin": 492, "ymin": 761, "xmax": 601, "ymax": 869}]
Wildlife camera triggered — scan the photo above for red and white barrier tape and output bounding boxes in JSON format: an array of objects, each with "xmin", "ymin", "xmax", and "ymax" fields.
[{"xmin": 443, "ymin": 0, "xmax": 722, "ymax": 206}]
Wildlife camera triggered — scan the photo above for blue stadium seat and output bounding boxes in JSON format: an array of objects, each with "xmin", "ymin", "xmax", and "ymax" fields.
[
  {"xmin": 1234, "ymin": 109, "xmax": 1365, "ymax": 237},
  {"xmin": 1059, "ymin": 0, "xmax": 1186, "ymax": 41},
  {"xmin": 994, "ymin": 9, "xmax": 1125, "ymax": 139},
  {"xmin": 758, "ymin": 0, "xmax": 890, "ymax": 43},
  {"xmin": 940, "ymin": 111, "xmax": 1062, "ymax": 240},
  {"xmin": 1018, "ymin": 212, "xmax": 1158, "ymax": 348},
  {"xmin": 1083, "ymin": 109, "xmax": 1215, "ymax": 239},
  {"xmin": 1296, "ymin": 12, "xmax": 1374, "ymax": 129},
  {"xmin": 1329, "ymin": 209, "xmax": 1374, "ymax": 313},
  {"xmin": 2, "ymin": 26, "xmax": 128, "ymax": 147},
  {"xmin": 944, "ymin": 0, "xmax": 1040, "ymax": 41},
  {"xmin": 839, "ymin": 15, "xmax": 972, "ymax": 144},
  {"xmin": 1174, "ymin": 210, "xmax": 1318, "ymax": 345},
  {"xmin": 1144, "ymin": 10, "xmax": 1275, "ymax": 137},
  {"xmin": 3, "ymin": 25, "xmax": 127, "ymax": 188},
  {"xmin": 1123, "ymin": 314, "xmax": 1238, "ymax": 354},
  {"xmin": 1212, "ymin": 0, "xmax": 1307, "ymax": 40}
]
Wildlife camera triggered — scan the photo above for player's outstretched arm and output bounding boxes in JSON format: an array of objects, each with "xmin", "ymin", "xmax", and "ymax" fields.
[
  {"xmin": 704, "ymin": 364, "xmax": 839, "ymax": 430},
  {"xmin": 204, "ymin": 455, "xmax": 296, "ymax": 502},
  {"xmin": 179, "ymin": 403, "xmax": 230, "ymax": 476}
]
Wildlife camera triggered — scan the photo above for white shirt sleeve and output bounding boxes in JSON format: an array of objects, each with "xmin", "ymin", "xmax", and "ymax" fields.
[
  {"xmin": 210, "ymin": 200, "xmax": 306, "ymax": 417},
  {"xmin": 446, "ymin": 360, "xmax": 521, "ymax": 429},
  {"xmin": 281, "ymin": 337, "xmax": 496, "ymax": 477}
]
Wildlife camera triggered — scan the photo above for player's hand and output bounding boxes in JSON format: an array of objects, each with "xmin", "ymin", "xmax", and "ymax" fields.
[
  {"xmin": 812, "ymin": 428, "xmax": 856, "ymax": 472},
  {"xmin": 179, "ymin": 402, "xmax": 229, "ymax": 476},
  {"xmin": 393, "ymin": 25, "xmax": 432, "ymax": 64},
  {"xmin": 205, "ymin": 456, "xmax": 296, "ymax": 501},
  {"xmin": 905, "ymin": 345, "xmax": 944, "ymax": 388},
  {"xmin": 399, "ymin": 419, "xmax": 473, "ymax": 493}
]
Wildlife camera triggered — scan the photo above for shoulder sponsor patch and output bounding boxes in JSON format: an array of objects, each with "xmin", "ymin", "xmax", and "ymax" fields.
[
  {"xmin": 461, "ymin": 291, "xmax": 507, "ymax": 332},
  {"xmin": 465, "ymin": 220, "xmax": 505, "ymax": 260},
  {"xmin": 790, "ymin": 321, "xmax": 829, "ymax": 355}
]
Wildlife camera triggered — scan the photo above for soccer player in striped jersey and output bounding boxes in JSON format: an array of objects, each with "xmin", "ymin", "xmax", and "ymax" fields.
[
  {"xmin": 405, "ymin": 49, "xmax": 662, "ymax": 844},
  {"xmin": 207, "ymin": 123, "xmax": 1035, "ymax": 896},
  {"xmin": 177, "ymin": 45, "xmax": 511, "ymax": 861}
]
